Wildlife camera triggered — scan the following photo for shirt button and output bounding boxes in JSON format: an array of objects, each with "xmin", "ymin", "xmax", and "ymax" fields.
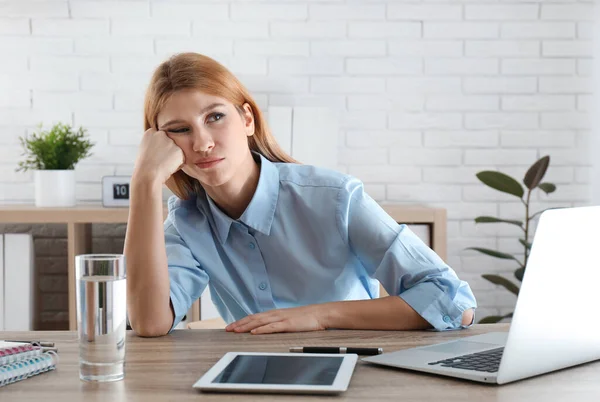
[
  {"xmin": 258, "ymin": 282, "xmax": 267, "ymax": 290},
  {"xmin": 248, "ymin": 242, "xmax": 256, "ymax": 250},
  {"xmin": 443, "ymin": 315, "xmax": 452, "ymax": 323}
]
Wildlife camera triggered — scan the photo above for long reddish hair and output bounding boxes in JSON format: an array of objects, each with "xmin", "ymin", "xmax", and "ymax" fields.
[{"xmin": 143, "ymin": 52, "xmax": 296, "ymax": 200}]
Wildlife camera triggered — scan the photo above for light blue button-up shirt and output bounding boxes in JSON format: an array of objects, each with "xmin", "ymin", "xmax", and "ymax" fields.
[{"xmin": 165, "ymin": 153, "xmax": 477, "ymax": 332}]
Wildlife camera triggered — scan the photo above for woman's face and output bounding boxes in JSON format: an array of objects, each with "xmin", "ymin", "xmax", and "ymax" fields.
[{"xmin": 156, "ymin": 89, "xmax": 255, "ymax": 188}]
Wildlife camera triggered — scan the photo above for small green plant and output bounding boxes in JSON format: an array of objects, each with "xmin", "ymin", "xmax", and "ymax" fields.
[
  {"xmin": 16, "ymin": 123, "xmax": 94, "ymax": 172},
  {"xmin": 466, "ymin": 155, "xmax": 558, "ymax": 324}
]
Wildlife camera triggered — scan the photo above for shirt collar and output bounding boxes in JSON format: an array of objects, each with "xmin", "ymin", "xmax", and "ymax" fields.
[{"xmin": 205, "ymin": 152, "xmax": 280, "ymax": 244}]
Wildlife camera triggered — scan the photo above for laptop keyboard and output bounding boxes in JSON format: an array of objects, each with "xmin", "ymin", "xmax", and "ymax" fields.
[{"xmin": 427, "ymin": 347, "xmax": 504, "ymax": 373}]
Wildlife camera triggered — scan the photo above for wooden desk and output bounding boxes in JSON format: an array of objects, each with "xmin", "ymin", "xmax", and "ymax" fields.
[
  {"xmin": 0, "ymin": 204, "xmax": 447, "ymax": 330},
  {"xmin": 2, "ymin": 324, "xmax": 600, "ymax": 401}
]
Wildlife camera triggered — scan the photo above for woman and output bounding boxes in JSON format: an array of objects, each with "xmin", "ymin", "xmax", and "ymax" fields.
[{"xmin": 124, "ymin": 52, "xmax": 476, "ymax": 337}]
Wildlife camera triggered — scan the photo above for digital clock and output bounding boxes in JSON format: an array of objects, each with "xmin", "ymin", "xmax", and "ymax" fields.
[
  {"xmin": 113, "ymin": 183, "xmax": 129, "ymax": 199},
  {"xmin": 102, "ymin": 176, "xmax": 132, "ymax": 207}
]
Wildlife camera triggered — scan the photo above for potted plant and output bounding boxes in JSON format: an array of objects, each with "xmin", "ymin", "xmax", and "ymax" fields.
[
  {"xmin": 466, "ymin": 155, "xmax": 559, "ymax": 323},
  {"xmin": 16, "ymin": 123, "xmax": 94, "ymax": 207}
]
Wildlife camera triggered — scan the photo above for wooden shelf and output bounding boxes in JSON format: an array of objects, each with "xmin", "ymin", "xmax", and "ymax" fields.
[
  {"xmin": 0, "ymin": 203, "xmax": 446, "ymax": 330},
  {"xmin": 0, "ymin": 204, "xmax": 168, "ymax": 223}
]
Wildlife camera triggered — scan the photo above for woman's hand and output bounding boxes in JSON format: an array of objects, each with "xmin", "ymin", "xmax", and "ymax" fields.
[
  {"xmin": 132, "ymin": 128, "xmax": 185, "ymax": 186},
  {"xmin": 225, "ymin": 305, "xmax": 329, "ymax": 335}
]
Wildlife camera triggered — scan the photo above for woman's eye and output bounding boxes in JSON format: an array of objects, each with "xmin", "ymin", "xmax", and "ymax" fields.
[
  {"xmin": 207, "ymin": 113, "xmax": 225, "ymax": 123},
  {"xmin": 169, "ymin": 127, "xmax": 189, "ymax": 134}
]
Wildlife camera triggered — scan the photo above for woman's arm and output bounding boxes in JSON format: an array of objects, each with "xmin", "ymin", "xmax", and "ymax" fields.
[
  {"xmin": 124, "ymin": 128, "xmax": 187, "ymax": 337},
  {"xmin": 124, "ymin": 177, "xmax": 174, "ymax": 337},
  {"xmin": 343, "ymin": 178, "xmax": 477, "ymax": 331},
  {"xmin": 324, "ymin": 297, "xmax": 474, "ymax": 330},
  {"xmin": 226, "ymin": 297, "xmax": 473, "ymax": 334}
]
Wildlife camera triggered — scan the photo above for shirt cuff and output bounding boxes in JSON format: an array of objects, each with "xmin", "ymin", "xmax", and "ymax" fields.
[{"xmin": 399, "ymin": 281, "xmax": 475, "ymax": 331}]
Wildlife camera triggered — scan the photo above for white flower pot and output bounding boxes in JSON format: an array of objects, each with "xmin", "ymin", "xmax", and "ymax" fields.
[{"xmin": 34, "ymin": 170, "xmax": 76, "ymax": 207}]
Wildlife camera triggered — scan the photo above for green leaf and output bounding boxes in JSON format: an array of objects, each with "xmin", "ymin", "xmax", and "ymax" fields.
[
  {"xmin": 16, "ymin": 122, "xmax": 94, "ymax": 172},
  {"xmin": 523, "ymin": 155, "xmax": 550, "ymax": 190},
  {"xmin": 479, "ymin": 316, "xmax": 504, "ymax": 324},
  {"xmin": 518, "ymin": 238, "xmax": 532, "ymax": 250},
  {"xmin": 475, "ymin": 216, "xmax": 523, "ymax": 228},
  {"xmin": 482, "ymin": 274, "xmax": 520, "ymax": 295},
  {"xmin": 466, "ymin": 247, "xmax": 519, "ymax": 261},
  {"xmin": 514, "ymin": 267, "xmax": 525, "ymax": 282},
  {"xmin": 538, "ymin": 182, "xmax": 556, "ymax": 194},
  {"xmin": 479, "ymin": 312, "xmax": 514, "ymax": 324},
  {"xmin": 476, "ymin": 171, "xmax": 524, "ymax": 199}
]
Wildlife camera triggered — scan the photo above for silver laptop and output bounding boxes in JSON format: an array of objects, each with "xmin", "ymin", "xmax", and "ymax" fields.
[{"xmin": 364, "ymin": 205, "xmax": 600, "ymax": 384}]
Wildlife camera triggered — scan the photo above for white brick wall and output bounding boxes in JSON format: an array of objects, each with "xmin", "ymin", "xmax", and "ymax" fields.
[
  {"xmin": 502, "ymin": 23, "xmax": 576, "ymax": 39},
  {"xmin": 502, "ymin": 59, "xmax": 576, "ymax": 76},
  {"xmin": 465, "ymin": 5, "xmax": 539, "ymax": 21},
  {"xmin": 0, "ymin": 0, "xmax": 594, "ymax": 327},
  {"xmin": 424, "ymin": 22, "xmax": 499, "ymax": 39}
]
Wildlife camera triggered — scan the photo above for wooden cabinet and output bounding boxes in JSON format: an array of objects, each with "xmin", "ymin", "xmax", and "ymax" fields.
[{"xmin": 0, "ymin": 204, "xmax": 446, "ymax": 330}]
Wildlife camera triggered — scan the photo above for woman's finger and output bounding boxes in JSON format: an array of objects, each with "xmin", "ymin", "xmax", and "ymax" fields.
[
  {"xmin": 233, "ymin": 314, "xmax": 279, "ymax": 333},
  {"xmin": 251, "ymin": 321, "xmax": 288, "ymax": 335},
  {"xmin": 226, "ymin": 313, "xmax": 261, "ymax": 331}
]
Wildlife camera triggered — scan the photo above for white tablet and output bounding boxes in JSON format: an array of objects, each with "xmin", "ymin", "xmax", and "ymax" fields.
[{"xmin": 193, "ymin": 352, "xmax": 358, "ymax": 394}]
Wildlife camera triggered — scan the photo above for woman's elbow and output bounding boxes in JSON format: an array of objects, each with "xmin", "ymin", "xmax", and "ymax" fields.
[
  {"xmin": 129, "ymin": 317, "xmax": 172, "ymax": 338},
  {"xmin": 461, "ymin": 309, "xmax": 475, "ymax": 326}
]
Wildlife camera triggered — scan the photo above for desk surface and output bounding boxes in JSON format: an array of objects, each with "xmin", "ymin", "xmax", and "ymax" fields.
[{"xmin": 2, "ymin": 324, "xmax": 600, "ymax": 401}]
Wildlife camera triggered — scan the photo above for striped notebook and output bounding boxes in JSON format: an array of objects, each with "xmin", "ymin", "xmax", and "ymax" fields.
[{"xmin": 0, "ymin": 341, "xmax": 58, "ymax": 387}]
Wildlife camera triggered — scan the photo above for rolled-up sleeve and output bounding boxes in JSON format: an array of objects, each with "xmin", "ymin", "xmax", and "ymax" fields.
[
  {"xmin": 339, "ymin": 177, "xmax": 477, "ymax": 331},
  {"xmin": 164, "ymin": 211, "xmax": 209, "ymax": 333}
]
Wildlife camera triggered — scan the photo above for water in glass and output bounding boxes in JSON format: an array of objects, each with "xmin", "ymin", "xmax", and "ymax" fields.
[{"xmin": 78, "ymin": 275, "xmax": 127, "ymax": 382}]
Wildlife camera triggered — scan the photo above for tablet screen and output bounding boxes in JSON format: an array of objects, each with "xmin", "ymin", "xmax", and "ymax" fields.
[{"xmin": 211, "ymin": 355, "xmax": 344, "ymax": 386}]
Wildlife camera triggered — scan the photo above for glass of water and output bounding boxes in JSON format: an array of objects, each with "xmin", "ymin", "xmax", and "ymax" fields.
[{"xmin": 75, "ymin": 254, "xmax": 127, "ymax": 382}]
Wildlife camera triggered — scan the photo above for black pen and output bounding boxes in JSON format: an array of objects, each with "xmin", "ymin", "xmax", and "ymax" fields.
[{"xmin": 289, "ymin": 346, "xmax": 383, "ymax": 356}]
